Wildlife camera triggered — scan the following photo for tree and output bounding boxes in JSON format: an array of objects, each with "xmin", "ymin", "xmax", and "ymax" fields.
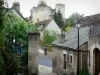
[
  {"xmin": 53, "ymin": 10, "xmax": 65, "ymax": 30},
  {"xmin": 0, "ymin": 0, "xmax": 4, "ymax": 54},
  {"xmin": 64, "ymin": 12, "xmax": 83, "ymax": 31},
  {"xmin": 4, "ymin": 12, "xmax": 37, "ymax": 53},
  {"xmin": 65, "ymin": 13, "xmax": 83, "ymax": 27},
  {"xmin": 0, "ymin": 0, "xmax": 7, "ymax": 75},
  {"xmin": 42, "ymin": 30, "xmax": 58, "ymax": 45},
  {"xmin": 0, "ymin": 9, "xmax": 37, "ymax": 75}
]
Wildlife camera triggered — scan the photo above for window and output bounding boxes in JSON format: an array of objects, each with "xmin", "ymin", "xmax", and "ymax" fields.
[
  {"xmin": 69, "ymin": 54, "xmax": 73, "ymax": 64},
  {"xmin": 62, "ymin": 51, "xmax": 67, "ymax": 69},
  {"xmin": 63, "ymin": 54, "xmax": 66, "ymax": 69}
]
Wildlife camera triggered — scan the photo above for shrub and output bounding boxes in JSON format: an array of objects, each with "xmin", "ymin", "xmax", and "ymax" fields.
[{"xmin": 79, "ymin": 69, "xmax": 90, "ymax": 75}]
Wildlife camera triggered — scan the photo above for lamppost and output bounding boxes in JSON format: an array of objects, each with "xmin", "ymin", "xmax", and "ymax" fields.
[{"xmin": 76, "ymin": 23, "xmax": 80, "ymax": 75}]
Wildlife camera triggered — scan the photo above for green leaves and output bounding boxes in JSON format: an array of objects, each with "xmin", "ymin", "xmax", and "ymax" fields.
[
  {"xmin": 65, "ymin": 13, "xmax": 83, "ymax": 27},
  {"xmin": 64, "ymin": 12, "xmax": 83, "ymax": 31},
  {"xmin": 53, "ymin": 10, "xmax": 65, "ymax": 30},
  {"xmin": 43, "ymin": 30, "xmax": 58, "ymax": 45},
  {"xmin": 0, "ymin": 56, "xmax": 6, "ymax": 75},
  {"xmin": 4, "ymin": 12, "xmax": 37, "ymax": 52}
]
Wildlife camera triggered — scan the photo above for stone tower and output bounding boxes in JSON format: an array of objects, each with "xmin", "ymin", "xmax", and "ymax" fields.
[{"xmin": 55, "ymin": 4, "xmax": 65, "ymax": 17}]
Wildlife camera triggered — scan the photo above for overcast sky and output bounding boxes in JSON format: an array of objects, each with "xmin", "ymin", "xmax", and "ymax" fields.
[{"xmin": 7, "ymin": 0, "xmax": 100, "ymax": 18}]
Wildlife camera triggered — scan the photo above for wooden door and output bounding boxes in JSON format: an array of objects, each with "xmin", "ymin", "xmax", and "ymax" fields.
[
  {"xmin": 95, "ymin": 50, "xmax": 100, "ymax": 75},
  {"xmin": 63, "ymin": 54, "xmax": 66, "ymax": 69}
]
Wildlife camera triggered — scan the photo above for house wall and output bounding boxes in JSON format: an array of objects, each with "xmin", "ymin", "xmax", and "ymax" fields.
[
  {"xmin": 46, "ymin": 19, "xmax": 61, "ymax": 34},
  {"xmin": 52, "ymin": 47, "xmax": 77, "ymax": 75},
  {"xmin": 79, "ymin": 42, "xmax": 88, "ymax": 70},
  {"xmin": 52, "ymin": 42, "xmax": 88, "ymax": 75},
  {"xmin": 88, "ymin": 36, "xmax": 100, "ymax": 75}
]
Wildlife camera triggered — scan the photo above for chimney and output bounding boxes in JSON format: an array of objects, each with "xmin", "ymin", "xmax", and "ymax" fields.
[
  {"xmin": 60, "ymin": 30, "xmax": 65, "ymax": 43},
  {"xmin": 13, "ymin": 2, "xmax": 20, "ymax": 13}
]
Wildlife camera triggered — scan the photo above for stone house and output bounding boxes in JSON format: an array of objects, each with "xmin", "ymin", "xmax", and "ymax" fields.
[
  {"xmin": 36, "ymin": 18, "xmax": 61, "ymax": 55},
  {"xmin": 52, "ymin": 13, "xmax": 100, "ymax": 75},
  {"xmin": 5, "ymin": 2, "xmax": 28, "ymax": 22},
  {"xmin": 36, "ymin": 18, "xmax": 61, "ymax": 42},
  {"xmin": 79, "ymin": 13, "xmax": 100, "ymax": 75},
  {"xmin": 52, "ymin": 27, "xmax": 89, "ymax": 75}
]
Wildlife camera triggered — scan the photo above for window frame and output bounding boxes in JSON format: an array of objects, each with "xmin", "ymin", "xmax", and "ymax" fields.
[{"xmin": 69, "ymin": 54, "xmax": 73, "ymax": 65}]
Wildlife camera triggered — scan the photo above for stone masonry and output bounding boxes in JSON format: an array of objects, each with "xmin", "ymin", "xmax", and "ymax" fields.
[{"xmin": 28, "ymin": 32, "xmax": 40, "ymax": 75}]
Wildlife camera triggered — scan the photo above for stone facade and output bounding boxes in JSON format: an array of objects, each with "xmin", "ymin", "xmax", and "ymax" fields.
[
  {"xmin": 52, "ymin": 42, "xmax": 88, "ymax": 75},
  {"xmin": 88, "ymin": 35, "xmax": 100, "ymax": 75},
  {"xmin": 28, "ymin": 32, "xmax": 40, "ymax": 75}
]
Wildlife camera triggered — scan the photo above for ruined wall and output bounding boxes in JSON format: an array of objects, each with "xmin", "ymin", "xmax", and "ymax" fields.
[
  {"xmin": 28, "ymin": 32, "xmax": 40, "ymax": 75},
  {"xmin": 31, "ymin": 6, "xmax": 53, "ymax": 23}
]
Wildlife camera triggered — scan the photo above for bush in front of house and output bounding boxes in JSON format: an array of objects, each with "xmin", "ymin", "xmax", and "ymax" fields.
[{"xmin": 79, "ymin": 69, "xmax": 90, "ymax": 75}]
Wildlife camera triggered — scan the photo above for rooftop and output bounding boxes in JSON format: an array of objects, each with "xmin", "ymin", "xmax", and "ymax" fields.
[{"xmin": 79, "ymin": 13, "xmax": 100, "ymax": 26}]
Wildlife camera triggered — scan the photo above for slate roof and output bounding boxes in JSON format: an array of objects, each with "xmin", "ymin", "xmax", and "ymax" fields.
[
  {"xmin": 10, "ymin": 7, "xmax": 28, "ymax": 22},
  {"xmin": 4, "ymin": 7, "xmax": 28, "ymax": 22},
  {"xmin": 52, "ymin": 27, "xmax": 90, "ymax": 50},
  {"xmin": 89, "ymin": 26, "xmax": 100, "ymax": 36},
  {"xmin": 79, "ymin": 13, "xmax": 100, "ymax": 26}
]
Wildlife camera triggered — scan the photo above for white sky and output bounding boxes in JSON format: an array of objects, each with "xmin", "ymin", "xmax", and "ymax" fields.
[{"xmin": 7, "ymin": 0, "xmax": 100, "ymax": 18}]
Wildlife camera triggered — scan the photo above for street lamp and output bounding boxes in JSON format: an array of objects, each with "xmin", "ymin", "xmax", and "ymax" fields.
[{"xmin": 76, "ymin": 23, "xmax": 80, "ymax": 75}]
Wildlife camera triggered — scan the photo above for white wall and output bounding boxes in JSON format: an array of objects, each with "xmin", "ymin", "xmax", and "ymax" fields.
[
  {"xmin": 32, "ymin": 6, "xmax": 53, "ymax": 23},
  {"xmin": 46, "ymin": 19, "xmax": 61, "ymax": 34}
]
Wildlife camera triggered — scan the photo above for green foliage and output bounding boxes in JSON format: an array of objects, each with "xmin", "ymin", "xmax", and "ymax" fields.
[
  {"xmin": 4, "ymin": 12, "xmax": 37, "ymax": 52},
  {"xmin": 0, "ymin": 0, "xmax": 4, "ymax": 29},
  {"xmin": 0, "ymin": 8, "xmax": 37, "ymax": 75},
  {"xmin": 53, "ymin": 10, "xmax": 65, "ymax": 29},
  {"xmin": 21, "ymin": 52, "xmax": 28, "ymax": 66},
  {"xmin": 43, "ymin": 30, "xmax": 58, "ymax": 45},
  {"xmin": 5, "ymin": 53, "xmax": 21, "ymax": 75},
  {"xmin": 0, "ymin": 56, "xmax": 5, "ymax": 75},
  {"xmin": 65, "ymin": 25, "xmax": 71, "ymax": 32},
  {"xmin": 79, "ymin": 69, "xmax": 90, "ymax": 75},
  {"xmin": 64, "ymin": 12, "xmax": 83, "ymax": 31},
  {"xmin": 65, "ymin": 13, "xmax": 83, "ymax": 27}
]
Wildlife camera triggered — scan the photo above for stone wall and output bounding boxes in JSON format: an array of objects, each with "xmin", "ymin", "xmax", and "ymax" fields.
[
  {"xmin": 88, "ymin": 35, "xmax": 100, "ymax": 75},
  {"xmin": 52, "ymin": 47, "xmax": 77, "ymax": 75},
  {"xmin": 28, "ymin": 32, "xmax": 40, "ymax": 75},
  {"xmin": 52, "ymin": 42, "xmax": 88, "ymax": 75}
]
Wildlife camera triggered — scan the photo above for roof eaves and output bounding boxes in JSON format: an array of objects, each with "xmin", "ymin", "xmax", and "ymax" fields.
[
  {"xmin": 52, "ymin": 44, "xmax": 77, "ymax": 52},
  {"xmin": 10, "ymin": 7, "xmax": 28, "ymax": 22}
]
